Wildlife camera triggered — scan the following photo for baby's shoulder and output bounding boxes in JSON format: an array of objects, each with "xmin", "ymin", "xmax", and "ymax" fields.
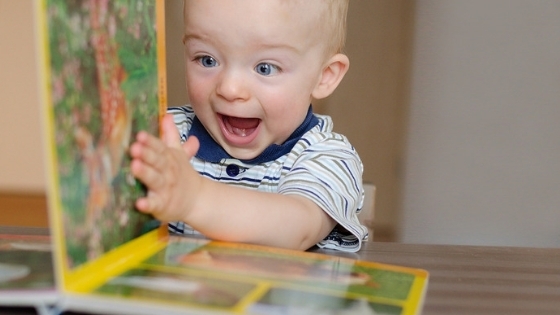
[
  {"xmin": 302, "ymin": 114, "xmax": 352, "ymax": 147},
  {"xmin": 288, "ymin": 114, "xmax": 358, "ymax": 162}
]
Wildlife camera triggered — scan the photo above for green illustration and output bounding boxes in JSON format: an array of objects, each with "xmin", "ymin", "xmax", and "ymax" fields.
[
  {"xmin": 46, "ymin": 0, "xmax": 161, "ymax": 267},
  {"xmin": 96, "ymin": 267, "xmax": 255, "ymax": 310}
]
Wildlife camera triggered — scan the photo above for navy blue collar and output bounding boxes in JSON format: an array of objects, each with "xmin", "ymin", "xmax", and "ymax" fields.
[{"xmin": 190, "ymin": 106, "xmax": 319, "ymax": 164}]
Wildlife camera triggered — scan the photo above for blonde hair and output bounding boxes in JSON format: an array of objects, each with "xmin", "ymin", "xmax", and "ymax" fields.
[
  {"xmin": 323, "ymin": 0, "xmax": 349, "ymax": 55},
  {"xmin": 183, "ymin": 0, "xmax": 349, "ymax": 54}
]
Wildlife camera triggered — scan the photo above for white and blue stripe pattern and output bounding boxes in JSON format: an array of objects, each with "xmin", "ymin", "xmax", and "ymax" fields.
[{"xmin": 167, "ymin": 106, "xmax": 368, "ymax": 252}]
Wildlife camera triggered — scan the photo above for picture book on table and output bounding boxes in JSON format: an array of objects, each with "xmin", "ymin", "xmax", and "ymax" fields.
[
  {"xmin": 0, "ymin": 0, "xmax": 429, "ymax": 314},
  {"xmin": 0, "ymin": 232, "xmax": 56, "ymax": 314}
]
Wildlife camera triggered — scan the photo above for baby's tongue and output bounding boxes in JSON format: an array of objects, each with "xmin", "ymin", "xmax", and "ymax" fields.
[{"xmin": 224, "ymin": 116, "xmax": 260, "ymax": 137}]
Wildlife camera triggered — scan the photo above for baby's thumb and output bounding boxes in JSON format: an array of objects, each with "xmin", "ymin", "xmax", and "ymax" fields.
[
  {"xmin": 182, "ymin": 135, "xmax": 200, "ymax": 159},
  {"xmin": 161, "ymin": 114, "xmax": 182, "ymax": 148}
]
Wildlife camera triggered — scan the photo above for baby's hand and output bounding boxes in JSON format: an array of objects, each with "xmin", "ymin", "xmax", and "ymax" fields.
[{"xmin": 130, "ymin": 114, "xmax": 201, "ymax": 222}]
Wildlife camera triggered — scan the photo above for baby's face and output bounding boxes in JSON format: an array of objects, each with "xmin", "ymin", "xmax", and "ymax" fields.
[{"xmin": 183, "ymin": 0, "xmax": 332, "ymax": 160}]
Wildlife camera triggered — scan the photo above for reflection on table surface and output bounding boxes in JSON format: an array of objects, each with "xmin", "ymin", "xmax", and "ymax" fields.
[{"xmin": 314, "ymin": 241, "xmax": 560, "ymax": 315}]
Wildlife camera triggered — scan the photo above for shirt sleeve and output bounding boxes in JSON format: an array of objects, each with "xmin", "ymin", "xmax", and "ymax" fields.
[
  {"xmin": 276, "ymin": 133, "xmax": 369, "ymax": 252},
  {"xmin": 167, "ymin": 105, "xmax": 194, "ymax": 143}
]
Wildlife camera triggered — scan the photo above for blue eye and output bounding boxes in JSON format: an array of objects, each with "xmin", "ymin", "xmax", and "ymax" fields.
[
  {"xmin": 255, "ymin": 63, "xmax": 279, "ymax": 76},
  {"xmin": 197, "ymin": 55, "xmax": 218, "ymax": 67}
]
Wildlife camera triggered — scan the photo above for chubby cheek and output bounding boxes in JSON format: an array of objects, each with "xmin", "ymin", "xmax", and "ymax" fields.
[
  {"xmin": 185, "ymin": 62, "xmax": 211, "ymax": 102},
  {"xmin": 186, "ymin": 83, "xmax": 203, "ymax": 106},
  {"xmin": 185, "ymin": 74, "xmax": 210, "ymax": 107},
  {"xmin": 265, "ymin": 103, "xmax": 309, "ymax": 144}
]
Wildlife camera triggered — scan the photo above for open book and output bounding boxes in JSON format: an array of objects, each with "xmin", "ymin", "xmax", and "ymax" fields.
[{"xmin": 0, "ymin": 0, "xmax": 429, "ymax": 314}]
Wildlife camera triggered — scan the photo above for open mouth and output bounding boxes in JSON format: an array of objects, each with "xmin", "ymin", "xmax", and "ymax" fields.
[{"xmin": 221, "ymin": 114, "xmax": 260, "ymax": 138}]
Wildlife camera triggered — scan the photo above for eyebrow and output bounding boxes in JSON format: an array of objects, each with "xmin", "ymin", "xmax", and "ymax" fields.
[
  {"xmin": 254, "ymin": 42, "xmax": 302, "ymax": 54},
  {"xmin": 184, "ymin": 34, "xmax": 302, "ymax": 55},
  {"xmin": 182, "ymin": 34, "xmax": 197, "ymax": 45}
]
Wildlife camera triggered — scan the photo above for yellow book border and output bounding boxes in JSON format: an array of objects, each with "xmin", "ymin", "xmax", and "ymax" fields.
[
  {"xmin": 212, "ymin": 240, "xmax": 429, "ymax": 278},
  {"xmin": 210, "ymin": 241, "xmax": 430, "ymax": 313},
  {"xmin": 402, "ymin": 274, "xmax": 429, "ymax": 315},
  {"xmin": 65, "ymin": 227, "xmax": 168, "ymax": 293},
  {"xmin": 35, "ymin": 0, "xmax": 168, "ymax": 295},
  {"xmin": 34, "ymin": 0, "xmax": 65, "ymax": 294},
  {"xmin": 156, "ymin": 0, "xmax": 168, "ymax": 124}
]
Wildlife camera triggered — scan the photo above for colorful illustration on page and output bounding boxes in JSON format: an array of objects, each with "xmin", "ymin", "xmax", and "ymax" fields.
[{"xmin": 46, "ymin": 0, "xmax": 160, "ymax": 267}]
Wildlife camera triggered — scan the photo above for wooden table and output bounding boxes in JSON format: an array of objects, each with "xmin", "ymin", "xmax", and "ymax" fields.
[
  {"xmin": 2, "ymin": 225, "xmax": 559, "ymax": 315},
  {"xmin": 316, "ymin": 241, "xmax": 560, "ymax": 315}
]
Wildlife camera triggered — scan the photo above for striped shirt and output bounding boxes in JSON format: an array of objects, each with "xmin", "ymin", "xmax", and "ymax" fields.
[{"xmin": 167, "ymin": 105, "xmax": 368, "ymax": 252}]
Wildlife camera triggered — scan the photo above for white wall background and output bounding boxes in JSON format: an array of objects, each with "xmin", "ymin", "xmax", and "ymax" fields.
[{"xmin": 400, "ymin": 0, "xmax": 560, "ymax": 247}]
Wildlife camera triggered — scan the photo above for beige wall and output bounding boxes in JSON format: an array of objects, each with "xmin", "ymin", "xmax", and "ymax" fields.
[
  {"xmin": 320, "ymin": 1, "xmax": 414, "ymax": 238},
  {"xmin": 0, "ymin": 0, "xmax": 44, "ymax": 193},
  {"xmin": 165, "ymin": 0, "xmax": 187, "ymax": 107},
  {"xmin": 401, "ymin": 0, "xmax": 560, "ymax": 247}
]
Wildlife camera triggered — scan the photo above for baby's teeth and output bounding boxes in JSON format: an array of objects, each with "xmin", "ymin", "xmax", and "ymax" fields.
[{"xmin": 232, "ymin": 127, "xmax": 247, "ymax": 137}]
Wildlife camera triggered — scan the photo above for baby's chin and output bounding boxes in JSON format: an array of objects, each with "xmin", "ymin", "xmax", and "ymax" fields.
[
  {"xmin": 219, "ymin": 134, "xmax": 287, "ymax": 161},
  {"xmin": 224, "ymin": 146, "xmax": 265, "ymax": 161}
]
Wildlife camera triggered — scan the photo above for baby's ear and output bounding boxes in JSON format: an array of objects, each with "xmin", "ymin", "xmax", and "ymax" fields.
[{"xmin": 312, "ymin": 53, "xmax": 350, "ymax": 100}]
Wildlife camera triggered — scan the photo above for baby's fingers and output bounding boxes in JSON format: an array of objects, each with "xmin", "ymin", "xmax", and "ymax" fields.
[
  {"xmin": 130, "ymin": 155, "xmax": 167, "ymax": 190},
  {"xmin": 130, "ymin": 133, "xmax": 168, "ymax": 171},
  {"xmin": 135, "ymin": 193, "xmax": 158, "ymax": 213},
  {"xmin": 182, "ymin": 135, "xmax": 200, "ymax": 159}
]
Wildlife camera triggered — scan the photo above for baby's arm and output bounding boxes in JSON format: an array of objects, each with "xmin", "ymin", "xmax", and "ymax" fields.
[{"xmin": 130, "ymin": 115, "xmax": 336, "ymax": 250}]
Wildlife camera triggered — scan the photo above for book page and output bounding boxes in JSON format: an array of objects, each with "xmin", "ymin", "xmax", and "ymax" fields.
[
  {"xmin": 36, "ymin": 0, "xmax": 167, "ymax": 291},
  {"xmin": 82, "ymin": 236, "xmax": 428, "ymax": 315},
  {"xmin": 0, "ymin": 234, "xmax": 56, "ymax": 306}
]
